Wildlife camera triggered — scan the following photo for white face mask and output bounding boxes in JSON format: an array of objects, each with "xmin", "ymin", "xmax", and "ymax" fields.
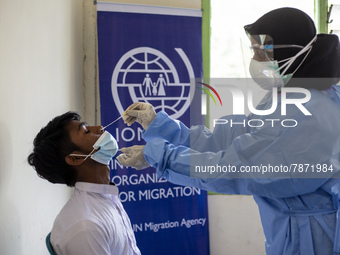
[
  {"xmin": 249, "ymin": 59, "xmax": 292, "ymax": 90},
  {"xmin": 249, "ymin": 35, "xmax": 317, "ymax": 90}
]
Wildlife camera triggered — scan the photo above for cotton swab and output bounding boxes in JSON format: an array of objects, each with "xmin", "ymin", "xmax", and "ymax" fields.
[{"xmin": 102, "ymin": 103, "xmax": 140, "ymax": 130}]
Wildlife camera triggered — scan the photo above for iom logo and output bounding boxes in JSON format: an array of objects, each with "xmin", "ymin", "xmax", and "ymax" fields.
[{"xmin": 111, "ymin": 47, "xmax": 196, "ymax": 119}]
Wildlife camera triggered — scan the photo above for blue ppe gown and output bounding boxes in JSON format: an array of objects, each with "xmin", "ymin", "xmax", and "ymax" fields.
[{"xmin": 142, "ymin": 86, "xmax": 340, "ymax": 255}]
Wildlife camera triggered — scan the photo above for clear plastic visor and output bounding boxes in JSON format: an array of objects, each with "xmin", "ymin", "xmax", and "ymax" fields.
[{"xmin": 249, "ymin": 34, "xmax": 304, "ymax": 62}]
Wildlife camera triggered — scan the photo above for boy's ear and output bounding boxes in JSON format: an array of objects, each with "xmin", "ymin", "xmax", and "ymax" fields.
[{"xmin": 65, "ymin": 154, "xmax": 85, "ymax": 166}]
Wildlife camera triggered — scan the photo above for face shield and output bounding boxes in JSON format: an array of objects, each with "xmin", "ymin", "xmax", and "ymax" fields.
[
  {"xmin": 248, "ymin": 34, "xmax": 304, "ymax": 62},
  {"xmin": 247, "ymin": 34, "xmax": 311, "ymax": 90}
]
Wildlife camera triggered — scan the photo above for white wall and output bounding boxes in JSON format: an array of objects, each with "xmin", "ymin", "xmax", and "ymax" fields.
[
  {"xmin": 0, "ymin": 0, "xmax": 84, "ymax": 254},
  {"xmin": 208, "ymin": 195, "xmax": 265, "ymax": 255}
]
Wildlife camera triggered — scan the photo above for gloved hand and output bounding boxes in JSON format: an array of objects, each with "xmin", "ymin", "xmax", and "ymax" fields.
[
  {"xmin": 117, "ymin": 145, "xmax": 151, "ymax": 170},
  {"xmin": 122, "ymin": 102, "xmax": 156, "ymax": 130}
]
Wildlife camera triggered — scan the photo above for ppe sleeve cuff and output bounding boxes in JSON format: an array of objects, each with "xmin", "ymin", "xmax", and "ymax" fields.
[
  {"xmin": 142, "ymin": 111, "xmax": 170, "ymax": 142},
  {"xmin": 143, "ymin": 138, "xmax": 168, "ymax": 179}
]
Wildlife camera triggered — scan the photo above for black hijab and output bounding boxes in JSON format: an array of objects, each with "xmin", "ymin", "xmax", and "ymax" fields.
[{"xmin": 245, "ymin": 8, "xmax": 340, "ymax": 90}]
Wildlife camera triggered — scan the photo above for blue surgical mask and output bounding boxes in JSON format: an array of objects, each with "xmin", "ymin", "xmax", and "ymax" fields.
[{"xmin": 70, "ymin": 131, "xmax": 118, "ymax": 165}]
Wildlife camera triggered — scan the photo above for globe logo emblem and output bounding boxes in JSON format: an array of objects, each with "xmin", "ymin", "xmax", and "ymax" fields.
[{"xmin": 111, "ymin": 47, "xmax": 195, "ymax": 119}]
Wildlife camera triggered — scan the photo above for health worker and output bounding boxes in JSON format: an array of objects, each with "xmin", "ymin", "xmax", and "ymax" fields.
[{"xmin": 117, "ymin": 8, "xmax": 340, "ymax": 255}]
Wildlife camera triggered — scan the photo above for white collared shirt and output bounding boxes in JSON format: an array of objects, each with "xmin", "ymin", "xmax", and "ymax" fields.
[{"xmin": 51, "ymin": 182, "xmax": 141, "ymax": 255}]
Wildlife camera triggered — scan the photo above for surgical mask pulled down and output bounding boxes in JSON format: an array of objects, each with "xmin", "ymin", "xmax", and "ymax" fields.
[{"xmin": 249, "ymin": 35, "xmax": 317, "ymax": 90}]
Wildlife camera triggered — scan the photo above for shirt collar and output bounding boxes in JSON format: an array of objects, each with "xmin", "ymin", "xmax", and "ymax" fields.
[{"xmin": 75, "ymin": 182, "xmax": 119, "ymax": 195}]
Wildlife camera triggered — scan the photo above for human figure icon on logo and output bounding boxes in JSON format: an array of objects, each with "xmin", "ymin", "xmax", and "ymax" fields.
[
  {"xmin": 142, "ymin": 74, "xmax": 152, "ymax": 96},
  {"xmin": 151, "ymin": 82, "xmax": 158, "ymax": 96},
  {"xmin": 156, "ymin": 74, "xmax": 167, "ymax": 96}
]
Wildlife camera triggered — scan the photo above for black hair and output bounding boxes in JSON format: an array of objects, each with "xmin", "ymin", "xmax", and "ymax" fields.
[{"xmin": 27, "ymin": 111, "xmax": 81, "ymax": 187}]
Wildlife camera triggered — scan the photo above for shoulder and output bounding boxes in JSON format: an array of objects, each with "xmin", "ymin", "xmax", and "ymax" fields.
[
  {"xmin": 51, "ymin": 220, "xmax": 112, "ymax": 254},
  {"xmin": 52, "ymin": 190, "xmax": 111, "ymax": 235}
]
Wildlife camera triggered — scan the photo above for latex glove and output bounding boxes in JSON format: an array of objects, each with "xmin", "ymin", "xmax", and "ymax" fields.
[
  {"xmin": 122, "ymin": 102, "xmax": 156, "ymax": 130},
  {"xmin": 117, "ymin": 145, "xmax": 151, "ymax": 170}
]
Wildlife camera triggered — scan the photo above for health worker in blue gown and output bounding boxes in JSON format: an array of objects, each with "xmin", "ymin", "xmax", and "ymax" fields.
[{"xmin": 117, "ymin": 8, "xmax": 340, "ymax": 255}]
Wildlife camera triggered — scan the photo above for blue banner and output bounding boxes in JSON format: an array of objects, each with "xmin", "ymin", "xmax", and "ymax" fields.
[{"xmin": 97, "ymin": 3, "xmax": 209, "ymax": 254}]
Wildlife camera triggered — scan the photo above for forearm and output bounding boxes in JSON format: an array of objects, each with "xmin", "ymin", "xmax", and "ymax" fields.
[
  {"xmin": 142, "ymin": 111, "xmax": 191, "ymax": 146},
  {"xmin": 143, "ymin": 112, "xmax": 250, "ymax": 152}
]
